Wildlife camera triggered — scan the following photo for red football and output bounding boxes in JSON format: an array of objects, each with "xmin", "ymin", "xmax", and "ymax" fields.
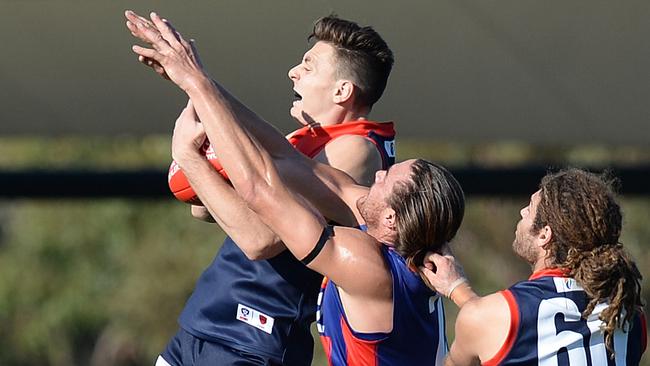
[{"xmin": 168, "ymin": 139, "xmax": 228, "ymax": 205}]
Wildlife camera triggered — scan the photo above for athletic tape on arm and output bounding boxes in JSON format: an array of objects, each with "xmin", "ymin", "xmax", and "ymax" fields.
[{"xmin": 301, "ymin": 225, "xmax": 334, "ymax": 265}]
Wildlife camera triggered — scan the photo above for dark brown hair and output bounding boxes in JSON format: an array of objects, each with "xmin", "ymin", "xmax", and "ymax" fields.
[
  {"xmin": 309, "ymin": 15, "xmax": 394, "ymax": 108},
  {"xmin": 386, "ymin": 159, "xmax": 465, "ymax": 268},
  {"xmin": 533, "ymin": 168, "xmax": 643, "ymax": 353}
]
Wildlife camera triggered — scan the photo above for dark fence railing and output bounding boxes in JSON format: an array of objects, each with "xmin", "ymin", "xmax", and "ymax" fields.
[{"xmin": 1, "ymin": 166, "xmax": 649, "ymax": 199}]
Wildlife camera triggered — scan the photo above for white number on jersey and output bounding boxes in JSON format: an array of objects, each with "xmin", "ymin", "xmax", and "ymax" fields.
[{"xmin": 537, "ymin": 298, "xmax": 628, "ymax": 366}]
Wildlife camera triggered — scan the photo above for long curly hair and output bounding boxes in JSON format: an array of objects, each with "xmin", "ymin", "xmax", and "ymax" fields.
[{"xmin": 533, "ymin": 169, "xmax": 643, "ymax": 353}]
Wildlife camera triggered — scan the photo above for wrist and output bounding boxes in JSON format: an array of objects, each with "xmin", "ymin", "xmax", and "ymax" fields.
[
  {"xmin": 446, "ymin": 277, "xmax": 468, "ymax": 298},
  {"xmin": 449, "ymin": 282, "xmax": 479, "ymax": 308},
  {"xmin": 184, "ymin": 72, "xmax": 214, "ymax": 96}
]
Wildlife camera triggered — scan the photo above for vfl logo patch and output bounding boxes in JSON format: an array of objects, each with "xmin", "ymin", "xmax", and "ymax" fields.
[
  {"xmin": 553, "ymin": 277, "xmax": 583, "ymax": 293},
  {"xmin": 384, "ymin": 140, "xmax": 396, "ymax": 158},
  {"xmin": 236, "ymin": 304, "xmax": 274, "ymax": 334}
]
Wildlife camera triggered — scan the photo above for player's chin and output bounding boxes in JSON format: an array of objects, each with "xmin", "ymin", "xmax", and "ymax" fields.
[{"xmin": 290, "ymin": 107, "xmax": 309, "ymax": 126}]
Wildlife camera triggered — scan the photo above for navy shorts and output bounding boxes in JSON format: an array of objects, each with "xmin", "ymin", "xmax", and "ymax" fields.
[{"xmin": 159, "ymin": 328, "xmax": 281, "ymax": 366}]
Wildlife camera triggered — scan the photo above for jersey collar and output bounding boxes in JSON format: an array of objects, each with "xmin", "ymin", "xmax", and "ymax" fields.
[{"xmin": 528, "ymin": 268, "xmax": 569, "ymax": 280}]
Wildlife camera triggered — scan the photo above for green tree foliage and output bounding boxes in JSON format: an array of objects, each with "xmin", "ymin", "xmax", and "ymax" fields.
[{"xmin": 0, "ymin": 200, "xmax": 221, "ymax": 365}]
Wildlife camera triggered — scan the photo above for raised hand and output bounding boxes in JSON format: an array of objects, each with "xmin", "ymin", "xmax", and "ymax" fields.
[
  {"xmin": 172, "ymin": 100, "xmax": 207, "ymax": 163},
  {"xmin": 125, "ymin": 10, "xmax": 205, "ymax": 91}
]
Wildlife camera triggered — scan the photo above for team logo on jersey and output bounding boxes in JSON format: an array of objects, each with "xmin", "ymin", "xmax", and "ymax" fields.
[
  {"xmin": 236, "ymin": 303, "xmax": 275, "ymax": 334},
  {"xmin": 553, "ymin": 277, "xmax": 583, "ymax": 293}
]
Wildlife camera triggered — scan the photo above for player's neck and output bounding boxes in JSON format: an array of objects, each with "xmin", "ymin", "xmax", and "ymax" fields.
[
  {"xmin": 318, "ymin": 107, "xmax": 369, "ymax": 127},
  {"xmin": 366, "ymin": 225, "xmax": 396, "ymax": 246},
  {"xmin": 531, "ymin": 257, "xmax": 553, "ymax": 274}
]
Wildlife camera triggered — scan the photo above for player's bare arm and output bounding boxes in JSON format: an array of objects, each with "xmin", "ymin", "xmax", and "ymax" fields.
[
  {"xmin": 126, "ymin": 10, "xmax": 380, "ymax": 200},
  {"xmin": 447, "ymin": 292, "xmax": 511, "ymax": 366},
  {"xmin": 171, "ymin": 102, "xmax": 284, "ymax": 259},
  {"xmin": 170, "ymin": 85, "xmax": 392, "ymax": 322},
  {"xmin": 126, "ymin": 10, "xmax": 369, "ymax": 225},
  {"xmin": 126, "ymin": 10, "xmax": 296, "ymax": 157},
  {"xmin": 135, "ymin": 11, "xmax": 395, "ymax": 328}
]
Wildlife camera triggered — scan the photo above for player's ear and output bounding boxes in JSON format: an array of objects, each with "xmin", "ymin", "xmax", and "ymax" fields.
[
  {"xmin": 382, "ymin": 207, "xmax": 397, "ymax": 231},
  {"xmin": 536, "ymin": 225, "xmax": 553, "ymax": 247},
  {"xmin": 333, "ymin": 80, "xmax": 354, "ymax": 104}
]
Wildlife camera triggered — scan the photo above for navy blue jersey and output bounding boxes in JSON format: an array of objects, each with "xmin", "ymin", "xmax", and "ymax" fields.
[
  {"xmin": 317, "ymin": 245, "xmax": 447, "ymax": 365},
  {"xmin": 180, "ymin": 240, "xmax": 322, "ymax": 364},
  {"xmin": 485, "ymin": 269, "xmax": 647, "ymax": 366},
  {"xmin": 179, "ymin": 122, "xmax": 396, "ymax": 365}
]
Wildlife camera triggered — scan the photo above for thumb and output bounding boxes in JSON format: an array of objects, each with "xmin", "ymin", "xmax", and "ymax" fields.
[{"xmin": 419, "ymin": 265, "xmax": 436, "ymax": 277}]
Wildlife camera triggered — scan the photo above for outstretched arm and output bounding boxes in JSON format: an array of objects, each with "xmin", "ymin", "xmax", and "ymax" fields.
[
  {"xmin": 129, "ymin": 11, "xmax": 389, "ymax": 295},
  {"xmin": 171, "ymin": 101, "xmax": 284, "ymax": 259},
  {"xmin": 125, "ymin": 11, "xmax": 303, "ymax": 160},
  {"xmin": 125, "ymin": 10, "xmax": 361, "ymax": 226}
]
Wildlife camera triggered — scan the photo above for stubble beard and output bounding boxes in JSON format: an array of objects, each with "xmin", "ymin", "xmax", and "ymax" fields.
[
  {"xmin": 357, "ymin": 194, "xmax": 380, "ymax": 228},
  {"xmin": 513, "ymin": 226, "xmax": 538, "ymax": 265},
  {"xmin": 512, "ymin": 221, "xmax": 537, "ymax": 265}
]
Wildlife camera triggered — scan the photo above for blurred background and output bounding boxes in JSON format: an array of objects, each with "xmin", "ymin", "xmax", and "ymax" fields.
[{"xmin": 0, "ymin": 0, "xmax": 648, "ymax": 365}]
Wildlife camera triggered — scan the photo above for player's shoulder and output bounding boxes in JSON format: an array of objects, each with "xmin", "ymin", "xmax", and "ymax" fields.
[
  {"xmin": 458, "ymin": 292, "xmax": 511, "ymax": 329},
  {"xmin": 324, "ymin": 134, "xmax": 378, "ymax": 152},
  {"xmin": 331, "ymin": 225, "xmax": 378, "ymax": 247},
  {"xmin": 320, "ymin": 134, "xmax": 382, "ymax": 164}
]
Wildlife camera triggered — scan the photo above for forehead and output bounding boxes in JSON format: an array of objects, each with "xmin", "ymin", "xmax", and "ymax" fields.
[
  {"xmin": 303, "ymin": 41, "xmax": 337, "ymax": 62},
  {"xmin": 387, "ymin": 160, "xmax": 415, "ymax": 180},
  {"xmin": 530, "ymin": 190, "xmax": 542, "ymax": 206}
]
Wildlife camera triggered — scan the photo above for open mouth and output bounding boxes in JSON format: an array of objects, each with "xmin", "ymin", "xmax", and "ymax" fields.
[{"xmin": 293, "ymin": 91, "xmax": 302, "ymax": 102}]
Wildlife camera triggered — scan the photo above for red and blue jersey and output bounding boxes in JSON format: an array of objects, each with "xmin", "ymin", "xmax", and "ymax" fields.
[
  {"xmin": 287, "ymin": 121, "xmax": 396, "ymax": 168},
  {"xmin": 485, "ymin": 268, "xmax": 647, "ymax": 366},
  {"xmin": 179, "ymin": 121, "xmax": 396, "ymax": 365},
  {"xmin": 317, "ymin": 245, "xmax": 447, "ymax": 366}
]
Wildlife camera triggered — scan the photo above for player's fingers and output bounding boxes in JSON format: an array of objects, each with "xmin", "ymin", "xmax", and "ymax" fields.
[
  {"xmin": 429, "ymin": 253, "xmax": 452, "ymax": 270},
  {"xmin": 150, "ymin": 12, "xmax": 183, "ymax": 50},
  {"xmin": 419, "ymin": 265, "xmax": 437, "ymax": 279},
  {"xmin": 153, "ymin": 64, "xmax": 169, "ymax": 79},
  {"xmin": 125, "ymin": 10, "xmax": 154, "ymax": 29},
  {"xmin": 163, "ymin": 18, "xmax": 186, "ymax": 46},
  {"xmin": 138, "ymin": 55, "xmax": 169, "ymax": 79},
  {"xmin": 131, "ymin": 17, "xmax": 172, "ymax": 52},
  {"xmin": 425, "ymin": 252, "xmax": 443, "ymax": 264},
  {"xmin": 125, "ymin": 11, "xmax": 156, "ymax": 41},
  {"xmin": 132, "ymin": 45, "xmax": 160, "ymax": 61}
]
